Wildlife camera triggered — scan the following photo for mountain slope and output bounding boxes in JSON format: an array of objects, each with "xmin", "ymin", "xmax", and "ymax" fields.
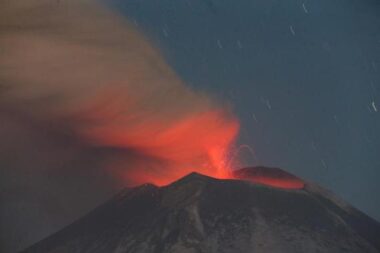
[{"xmin": 22, "ymin": 167, "xmax": 380, "ymax": 253}]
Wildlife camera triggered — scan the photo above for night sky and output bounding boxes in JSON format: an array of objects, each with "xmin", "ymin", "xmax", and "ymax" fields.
[
  {"xmin": 111, "ymin": 0, "xmax": 380, "ymax": 220},
  {"xmin": 1, "ymin": 0, "xmax": 380, "ymax": 252}
]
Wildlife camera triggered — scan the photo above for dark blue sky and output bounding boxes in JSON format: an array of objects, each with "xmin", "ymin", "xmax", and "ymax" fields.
[{"xmin": 111, "ymin": 0, "xmax": 380, "ymax": 220}]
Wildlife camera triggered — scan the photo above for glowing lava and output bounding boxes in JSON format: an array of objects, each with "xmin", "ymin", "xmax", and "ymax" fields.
[
  {"xmin": 0, "ymin": 0, "xmax": 244, "ymax": 188},
  {"xmin": 81, "ymin": 108, "xmax": 239, "ymax": 186},
  {"xmin": 232, "ymin": 167, "xmax": 305, "ymax": 189}
]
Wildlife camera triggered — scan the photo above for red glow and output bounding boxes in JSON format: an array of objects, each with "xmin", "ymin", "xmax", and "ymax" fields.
[
  {"xmin": 80, "ymin": 108, "xmax": 239, "ymax": 186},
  {"xmin": 72, "ymin": 89, "xmax": 303, "ymax": 189}
]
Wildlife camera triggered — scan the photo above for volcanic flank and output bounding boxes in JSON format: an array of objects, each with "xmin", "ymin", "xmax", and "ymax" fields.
[
  {"xmin": 232, "ymin": 166, "xmax": 305, "ymax": 189},
  {"xmin": 22, "ymin": 167, "xmax": 380, "ymax": 253}
]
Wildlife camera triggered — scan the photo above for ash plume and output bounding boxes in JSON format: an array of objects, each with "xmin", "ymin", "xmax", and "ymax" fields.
[{"xmin": 0, "ymin": 0, "xmax": 239, "ymax": 252}]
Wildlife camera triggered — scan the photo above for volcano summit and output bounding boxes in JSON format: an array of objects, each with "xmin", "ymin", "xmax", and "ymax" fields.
[{"xmin": 22, "ymin": 167, "xmax": 380, "ymax": 253}]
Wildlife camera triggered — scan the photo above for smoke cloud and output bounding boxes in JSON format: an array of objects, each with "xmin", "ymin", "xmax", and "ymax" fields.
[{"xmin": 0, "ymin": 0, "xmax": 239, "ymax": 252}]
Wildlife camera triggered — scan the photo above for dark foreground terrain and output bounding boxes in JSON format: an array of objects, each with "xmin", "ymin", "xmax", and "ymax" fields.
[{"xmin": 22, "ymin": 167, "xmax": 380, "ymax": 253}]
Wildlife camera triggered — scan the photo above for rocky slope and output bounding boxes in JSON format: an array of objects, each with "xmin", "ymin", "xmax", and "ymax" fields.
[{"xmin": 22, "ymin": 167, "xmax": 380, "ymax": 253}]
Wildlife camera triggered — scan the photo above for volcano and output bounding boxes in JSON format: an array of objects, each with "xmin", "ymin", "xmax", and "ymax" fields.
[{"xmin": 22, "ymin": 167, "xmax": 380, "ymax": 253}]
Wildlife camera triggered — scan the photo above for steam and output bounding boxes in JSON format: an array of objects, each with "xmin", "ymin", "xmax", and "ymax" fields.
[
  {"xmin": 0, "ymin": 1, "xmax": 239, "ymax": 251},
  {"xmin": 0, "ymin": 0, "xmax": 239, "ymax": 184}
]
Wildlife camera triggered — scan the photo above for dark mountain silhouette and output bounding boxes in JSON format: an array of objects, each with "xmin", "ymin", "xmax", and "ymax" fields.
[{"xmin": 22, "ymin": 167, "xmax": 380, "ymax": 253}]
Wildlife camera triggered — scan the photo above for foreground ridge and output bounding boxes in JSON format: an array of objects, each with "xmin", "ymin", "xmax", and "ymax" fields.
[{"xmin": 22, "ymin": 167, "xmax": 380, "ymax": 253}]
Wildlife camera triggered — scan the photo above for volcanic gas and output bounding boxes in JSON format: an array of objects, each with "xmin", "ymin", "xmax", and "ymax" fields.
[
  {"xmin": 93, "ymin": 109, "xmax": 240, "ymax": 186},
  {"xmin": 0, "ymin": 0, "xmax": 303, "ymax": 192},
  {"xmin": 0, "ymin": 0, "xmax": 241, "ymax": 188}
]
